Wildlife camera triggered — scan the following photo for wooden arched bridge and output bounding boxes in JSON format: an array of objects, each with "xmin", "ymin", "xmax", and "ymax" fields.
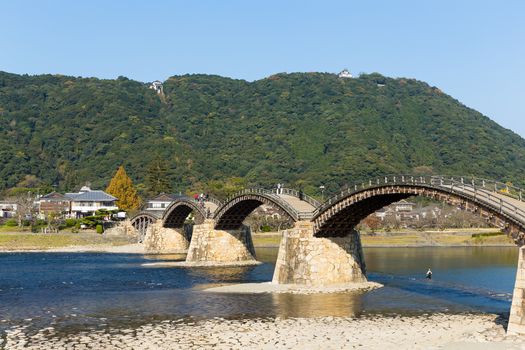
[
  {"xmin": 129, "ymin": 175, "xmax": 525, "ymax": 334},
  {"xmin": 131, "ymin": 175, "xmax": 525, "ymax": 245}
]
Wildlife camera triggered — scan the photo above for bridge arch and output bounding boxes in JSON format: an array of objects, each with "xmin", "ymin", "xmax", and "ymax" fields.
[
  {"xmin": 162, "ymin": 198, "xmax": 208, "ymax": 228},
  {"xmin": 130, "ymin": 212, "xmax": 159, "ymax": 241},
  {"xmin": 213, "ymin": 189, "xmax": 303, "ymax": 230},
  {"xmin": 312, "ymin": 176, "xmax": 525, "ymax": 245}
]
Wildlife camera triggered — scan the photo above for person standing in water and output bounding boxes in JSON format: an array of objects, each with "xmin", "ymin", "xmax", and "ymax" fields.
[{"xmin": 426, "ymin": 268, "xmax": 433, "ymax": 280}]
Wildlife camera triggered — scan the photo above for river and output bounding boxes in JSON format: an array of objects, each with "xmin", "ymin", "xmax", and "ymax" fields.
[{"xmin": 0, "ymin": 246, "xmax": 518, "ymax": 336}]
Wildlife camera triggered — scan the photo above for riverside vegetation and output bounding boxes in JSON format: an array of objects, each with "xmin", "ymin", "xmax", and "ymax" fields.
[{"xmin": 1, "ymin": 71, "xmax": 525, "ymax": 200}]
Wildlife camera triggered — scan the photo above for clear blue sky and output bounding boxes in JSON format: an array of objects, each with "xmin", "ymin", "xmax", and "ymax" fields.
[{"xmin": 1, "ymin": 0, "xmax": 524, "ymax": 136}]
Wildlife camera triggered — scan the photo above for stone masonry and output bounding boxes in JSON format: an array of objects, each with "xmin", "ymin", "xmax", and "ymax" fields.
[
  {"xmin": 272, "ymin": 221, "xmax": 366, "ymax": 285},
  {"xmin": 103, "ymin": 220, "xmax": 139, "ymax": 241},
  {"xmin": 186, "ymin": 219, "xmax": 256, "ymax": 263},
  {"xmin": 143, "ymin": 221, "xmax": 190, "ymax": 254},
  {"xmin": 508, "ymin": 246, "xmax": 525, "ymax": 335}
]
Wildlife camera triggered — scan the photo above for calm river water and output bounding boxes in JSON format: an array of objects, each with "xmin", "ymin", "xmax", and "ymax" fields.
[{"xmin": 0, "ymin": 246, "xmax": 519, "ymax": 334}]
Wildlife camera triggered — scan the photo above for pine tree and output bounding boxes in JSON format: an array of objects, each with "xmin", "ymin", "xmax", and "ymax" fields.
[
  {"xmin": 145, "ymin": 156, "xmax": 172, "ymax": 196},
  {"xmin": 106, "ymin": 165, "xmax": 141, "ymax": 210}
]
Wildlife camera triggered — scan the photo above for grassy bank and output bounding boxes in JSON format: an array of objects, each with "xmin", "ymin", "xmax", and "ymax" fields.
[
  {"xmin": 251, "ymin": 229, "xmax": 515, "ymax": 248},
  {"xmin": 0, "ymin": 232, "xmax": 131, "ymax": 251},
  {"xmin": 0, "ymin": 229, "xmax": 514, "ymax": 252}
]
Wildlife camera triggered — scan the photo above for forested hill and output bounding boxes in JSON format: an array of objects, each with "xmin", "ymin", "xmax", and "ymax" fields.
[{"xmin": 1, "ymin": 70, "xmax": 524, "ymax": 197}]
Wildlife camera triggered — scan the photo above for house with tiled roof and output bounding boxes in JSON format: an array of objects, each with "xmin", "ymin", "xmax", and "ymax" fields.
[
  {"xmin": 65, "ymin": 186, "xmax": 118, "ymax": 217},
  {"xmin": 38, "ymin": 192, "xmax": 71, "ymax": 215}
]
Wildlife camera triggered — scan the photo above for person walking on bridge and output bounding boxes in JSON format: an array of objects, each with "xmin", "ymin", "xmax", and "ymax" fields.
[{"xmin": 299, "ymin": 187, "xmax": 305, "ymax": 201}]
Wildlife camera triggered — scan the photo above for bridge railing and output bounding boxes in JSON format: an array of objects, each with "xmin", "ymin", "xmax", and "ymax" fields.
[
  {"xmin": 313, "ymin": 175, "xmax": 432, "ymax": 216},
  {"xmin": 313, "ymin": 175, "xmax": 525, "ymax": 226},
  {"xmin": 432, "ymin": 175, "xmax": 523, "ymax": 202},
  {"xmin": 204, "ymin": 196, "xmax": 223, "ymax": 207},
  {"xmin": 222, "ymin": 188, "xmax": 315, "ymax": 221},
  {"xmin": 272, "ymin": 188, "xmax": 321, "ymax": 208},
  {"xmin": 436, "ymin": 176, "xmax": 525, "ymax": 225}
]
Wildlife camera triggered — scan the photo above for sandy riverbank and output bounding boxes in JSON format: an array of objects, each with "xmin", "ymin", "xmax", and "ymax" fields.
[
  {"xmin": 0, "ymin": 243, "xmax": 145, "ymax": 254},
  {"xmin": 204, "ymin": 281, "xmax": 382, "ymax": 294},
  {"xmin": 3, "ymin": 314, "xmax": 524, "ymax": 349},
  {"xmin": 0, "ymin": 232, "xmax": 142, "ymax": 253},
  {"xmin": 142, "ymin": 259, "xmax": 261, "ymax": 267}
]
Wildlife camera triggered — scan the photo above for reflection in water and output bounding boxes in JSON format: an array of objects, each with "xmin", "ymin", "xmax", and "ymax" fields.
[
  {"xmin": 187, "ymin": 266, "xmax": 258, "ymax": 283},
  {"xmin": 271, "ymin": 292, "xmax": 363, "ymax": 318},
  {"xmin": 142, "ymin": 253, "xmax": 187, "ymax": 261}
]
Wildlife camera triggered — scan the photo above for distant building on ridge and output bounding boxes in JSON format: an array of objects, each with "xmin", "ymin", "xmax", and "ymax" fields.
[
  {"xmin": 338, "ymin": 69, "xmax": 353, "ymax": 79},
  {"xmin": 149, "ymin": 80, "xmax": 164, "ymax": 95}
]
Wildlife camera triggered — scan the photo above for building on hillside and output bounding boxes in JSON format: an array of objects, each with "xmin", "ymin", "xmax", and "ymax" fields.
[
  {"xmin": 338, "ymin": 69, "xmax": 353, "ymax": 78},
  {"xmin": 376, "ymin": 200, "xmax": 416, "ymax": 220},
  {"xmin": 393, "ymin": 199, "xmax": 416, "ymax": 212},
  {"xmin": 149, "ymin": 80, "xmax": 164, "ymax": 95},
  {"xmin": 65, "ymin": 186, "xmax": 118, "ymax": 217},
  {"xmin": 0, "ymin": 201, "xmax": 17, "ymax": 218},
  {"xmin": 375, "ymin": 207, "xmax": 396, "ymax": 221},
  {"xmin": 253, "ymin": 204, "xmax": 283, "ymax": 219},
  {"xmin": 145, "ymin": 193, "xmax": 184, "ymax": 212},
  {"xmin": 374, "ymin": 200, "xmax": 445, "ymax": 228},
  {"xmin": 38, "ymin": 192, "xmax": 71, "ymax": 216}
]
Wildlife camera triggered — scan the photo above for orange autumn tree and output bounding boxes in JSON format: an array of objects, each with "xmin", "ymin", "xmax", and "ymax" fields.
[{"xmin": 106, "ymin": 165, "xmax": 140, "ymax": 211}]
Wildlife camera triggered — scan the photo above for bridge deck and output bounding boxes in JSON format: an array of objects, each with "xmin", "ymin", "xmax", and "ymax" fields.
[
  {"xmin": 204, "ymin": 201, "xmax": 219, "ymax": 214},
  {"xmin": 275, "ymin": 193, "xmax": 317, "ymax": 213}
]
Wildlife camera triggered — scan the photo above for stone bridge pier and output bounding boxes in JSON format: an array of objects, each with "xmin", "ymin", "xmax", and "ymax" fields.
[
  {"xmin": 509, "ymin": 246, "xmax": 525, "ymax": 334},
  {"xmin": 272, "ymin": 221, "xmax": 366, "ymax": 285},
  {"xmin": 186, "ymin": 219, "xmax": 257, "ymax": 264},
  {"xmin": 143, "ymin": 221, "xmax": 192, "ymax": 254}
]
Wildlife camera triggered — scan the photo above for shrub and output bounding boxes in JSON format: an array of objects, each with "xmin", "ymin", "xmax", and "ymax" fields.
[
  {"xmin": 96, "ymin": 224, "xmax": 104, "ymax": 234},
  {"xmin": 79, "ymin": 216, "xmax": 98, "ymax": 228},
  {"xmin": 261, "ymin": 225, "xmax": 272, "ymax": 232},
  {"xmin": 65, "ymin": 218, "xmax": 78, "ymax": 227},
  {"xmin": 471, "ymin": 231, "xmax": 504, "ymax": 238},
  {"xmin": 4, "ymin": 219, "xmax": 17, "ymax": 227}
]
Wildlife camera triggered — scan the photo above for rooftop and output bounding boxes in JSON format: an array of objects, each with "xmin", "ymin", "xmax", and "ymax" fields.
[
  {"xmin": 40, "ymin": 191, "xmax": 70, "ymax": 201},
  {"xmin": 66, "ymin": 189, "xmax": 117, "ymax": 202}
]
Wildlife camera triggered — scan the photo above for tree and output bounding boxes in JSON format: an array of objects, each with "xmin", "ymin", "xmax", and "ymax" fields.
[
  {"xmin": 145, "ymin": 156, "xmax": 172, "ymax": 196},
  {"xmin": 203, "ymin": 177, "xmax": 247, "ymax": 199},
  {"xmin": 6, "ymin": 188, "xmax": 37, "ymax": 228},
  {"xmin": 359, "ymin": 215, "xmax": 382, "ymax": 232},
  {"xmin": 106, "ymin": 166, "xmax": 141, "ymax": 211}
]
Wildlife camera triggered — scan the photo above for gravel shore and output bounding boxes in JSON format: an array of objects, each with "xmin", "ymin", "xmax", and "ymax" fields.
[
  {"xmin": 204, "ymin": 281, "xmax": 382, "ymax": 294},
  {"xmin": 2, "ymin": 313, "xmax": 525, "ymax": 349},
  {"xmin": 0, "ymin": 243, "xmax": 146, "ymax": 254}
]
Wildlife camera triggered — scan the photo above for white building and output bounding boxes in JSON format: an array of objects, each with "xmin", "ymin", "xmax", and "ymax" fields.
[
  {"xmin": 65, "ymin": 186, "xmax": 118, "ymax": 217},
  {"xmin": 145, "ymin": 193, "xmax": 183, "ymax": 212},
  {"xmin": 394, "ymin": 199, "xmax": 416, "ymax": 212},
  {"xmin": 0, "ymin": 201, "xmax": 17, "ymax": 218},
  {"xmin": 338, "ymin": 69, "xmax": 353, "ymax": 79},
  {"xmin": 149, "ymin": 80, "xmax": 164, "ymax": 95}
]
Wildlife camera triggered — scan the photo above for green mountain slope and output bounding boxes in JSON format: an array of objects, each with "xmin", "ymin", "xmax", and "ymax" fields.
[{"xmin": 0, "ymin": 71, "xmax": 524, "ymax": 196}]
